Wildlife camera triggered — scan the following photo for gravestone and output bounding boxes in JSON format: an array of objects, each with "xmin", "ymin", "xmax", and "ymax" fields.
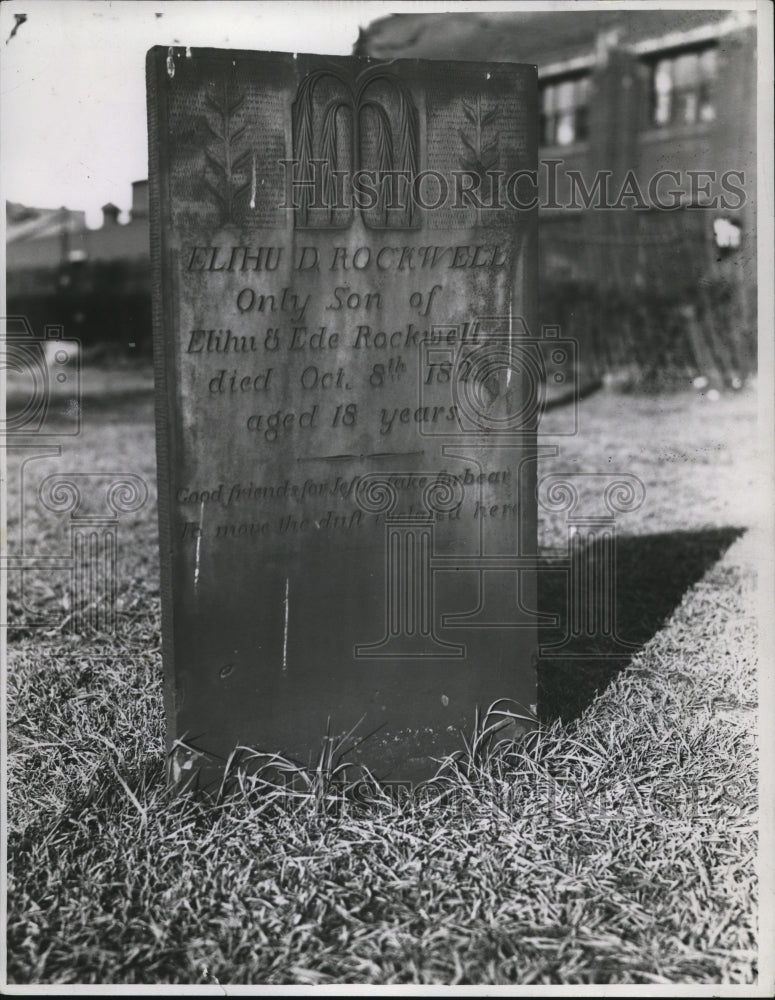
[{"xmin": 147, "ymin": 47, "xmax": 541, "ymax": 788}]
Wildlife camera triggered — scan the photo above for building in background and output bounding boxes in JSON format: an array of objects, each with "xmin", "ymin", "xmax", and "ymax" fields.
[
  {"xmin": 6, "ymin": 181, "xmax": 151, "ymax": 353},
  {"xmin": 5, "ymin": 8, "xmax": 756, "ymax": 378},
  {"xmin": 357, "ymin": 7, "xmax": 757, "ymax": 382}
]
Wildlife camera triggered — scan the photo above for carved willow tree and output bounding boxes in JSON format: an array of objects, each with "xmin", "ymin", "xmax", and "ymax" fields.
[{"xmin": 292, "ymin": 67, "xmax": 419, "ymax": 229}]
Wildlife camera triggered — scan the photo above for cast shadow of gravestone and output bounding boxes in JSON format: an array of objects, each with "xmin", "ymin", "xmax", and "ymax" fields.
[{"xmin": 537, "ymin": 526, "xmax": 746, "ymax": 723}]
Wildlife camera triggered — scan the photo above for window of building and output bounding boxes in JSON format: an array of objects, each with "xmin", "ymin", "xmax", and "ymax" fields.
[
  {"xmin": 540, "ymin": 74, "xmax": 590, "ymax": 147},
  {"xmin": 651, "ymin": 45, "xmax": 717, "ymax": 127}
]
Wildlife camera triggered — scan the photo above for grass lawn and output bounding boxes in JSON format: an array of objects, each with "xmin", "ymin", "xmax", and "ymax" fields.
[{"xmin": 4, "ymin": 376, "xmax": 763, "ymax": 986}]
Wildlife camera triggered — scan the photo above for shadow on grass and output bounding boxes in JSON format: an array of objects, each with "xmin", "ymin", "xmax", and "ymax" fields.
[{"xmin": 537, "ymin": 526, "xmax": 746, "ymax": 723}]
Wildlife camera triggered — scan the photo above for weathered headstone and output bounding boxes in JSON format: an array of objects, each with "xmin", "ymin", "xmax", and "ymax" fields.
[{"xmin": 147, "ymin": 47, "xmax": 540, "ymax": 788}]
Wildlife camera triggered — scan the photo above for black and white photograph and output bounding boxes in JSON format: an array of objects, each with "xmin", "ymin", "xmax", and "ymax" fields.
[{"xmin": 2, "ymin": 0, "xmax": 773, "ymax": 990}]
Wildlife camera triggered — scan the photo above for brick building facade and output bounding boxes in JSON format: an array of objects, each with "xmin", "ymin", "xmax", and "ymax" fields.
[{"xmin": 357, "ymin": 8, "xmax": 757, "ymax": 378}]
